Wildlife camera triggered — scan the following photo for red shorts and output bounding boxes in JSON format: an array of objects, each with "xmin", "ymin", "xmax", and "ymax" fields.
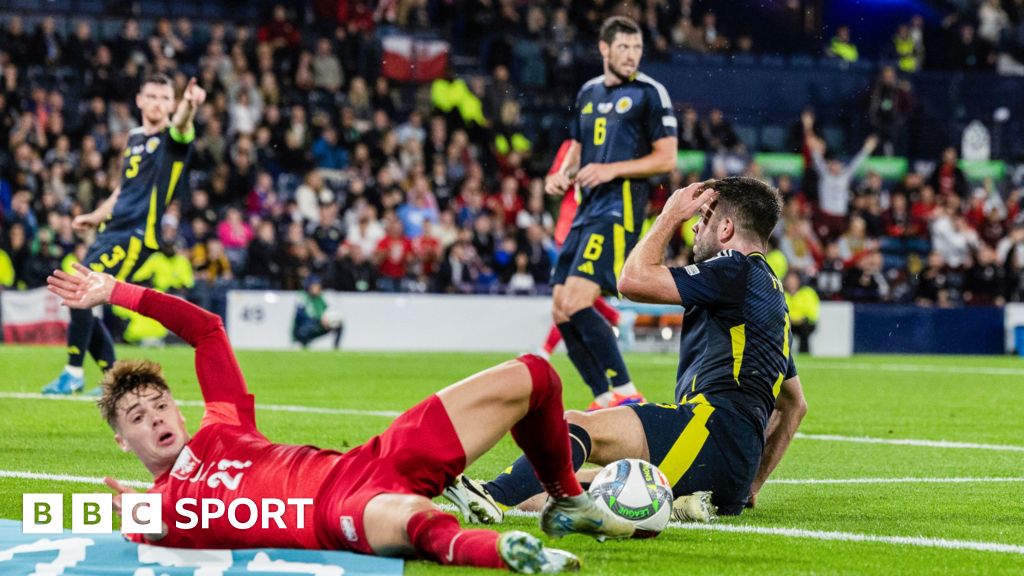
[{"xmin": 314, "ymin": 394, "xmax": 465, "ymax": 554}]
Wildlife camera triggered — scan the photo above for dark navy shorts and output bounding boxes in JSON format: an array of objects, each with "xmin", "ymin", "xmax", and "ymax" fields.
[{"xmin": 552, "ymin": 220, "xmax": 639, "ymax": 295}]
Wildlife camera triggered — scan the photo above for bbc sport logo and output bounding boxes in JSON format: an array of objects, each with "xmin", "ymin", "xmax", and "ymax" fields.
[{"xmin": 22, "ymin": 493, "xmax": 314, "ymax": 534}]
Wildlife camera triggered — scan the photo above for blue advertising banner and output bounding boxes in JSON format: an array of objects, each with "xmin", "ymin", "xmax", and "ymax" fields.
[{"xmin": 0, "ymin": 520, "xmax": 403, "ymax": 575}]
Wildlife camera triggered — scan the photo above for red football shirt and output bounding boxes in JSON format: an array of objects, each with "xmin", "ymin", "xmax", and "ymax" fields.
[{"xmin": 115, "ymin": 286, "xmax": 345, "ymax": 549}]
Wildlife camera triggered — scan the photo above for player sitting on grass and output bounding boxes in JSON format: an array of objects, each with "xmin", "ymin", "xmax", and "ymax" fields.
[
  {"xmin": 445, "ymin": 177, "xmax": 807, "ymax": 523},
  {"xmin": 46, "ymin": 263, "xmax": 634, "ymax": 573}
]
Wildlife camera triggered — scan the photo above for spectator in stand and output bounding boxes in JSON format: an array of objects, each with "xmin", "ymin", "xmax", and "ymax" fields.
[
  {"xmin": 929, "ymin": 147, "xmax": 968, "ymax": 201},
  {"xmin": 964, "ymin": 246, "xmax": 1007, "ymax": 306},
  {"xmin": 309, "ymin": 201, "xmax": 346, "ymax": 257},
  {"xmin": 436, "ymin": 241, "xmax": 477, "ymax": 294},
  {"xmin": 245, "ymin": 219, "xmax": 282, "ymax": 289},
  {"xmin": 883, "ymin": 193, "xmax": 926, "ymax": 240},
  {"xmin": 837, "ymin": 216, "xmax": 874, "ymax": 262},
  {"xmin": 891, "ymin": 23, "xmax": 924, "ymax": 73},
  {"xmin": 328, "ymin": 243, "xmax": 377, "ymax": 292},
  {"xmin": 949, "ymin": 24, "xmax": 994, "ymax": 70},
  {"xmin": 677, "ymin": 106, "xmax": 708, "ymax": 151},
  {"xmin": 930, "ymin": 205, "xmax": 980, "ymax": 269},
  {"xmin": 998, "ymin": 222, "xmax": 1024, "ymax": 300},
  {"xmin": 704, "ymin": 108, "xmax": 741, "ymax": 153},
  {"xmin": 916, "ymin": 251, "xmax": 952, "ymax": 307},
  {"xmin": 810, "ymin": 135, "xmax": 878, "ymax": 240},
  {"xmin": 815, "ymin": 241, "xmax": 845, "ymax": 300},
  {"xmin": 784, "ymin": 271, "xmax": 821, "ymax": 353},
  {"xmin": 826, "ymin": 25, "xmax": 859, "ymax": 63},
  {"xmin": 507, "ymin": 252, "xmax": 537, "ymax": 295},
  {"xmin": 695, "ymin": 12, "xmax": 730, "ymax": 52},
  {"xmin": 217, "ymin": 207, "xmax": 254, "ymax": 271},
  {"xmin": 868, "ymin": 66, "xmax": 914, "ymax": 156},
  {"xmin": 843, "ymin": 250, "xmax": 889, "ymax": 302},
  {"xmin": 376, "ymin": 217, "xmax": 413, "ymax": 292},
  {"xmin": 312, "ymin": 37, "xmax": 344, "ymax": 93},
  {"xmin": 312, "ymin": 127, "xmax": 349, "ymax": 170},
  {"xmin": 978, "ymin": 0, "xmax": 1011, "ymax": 46},
  {"xmin": 398, "ymin": 177, "xmax": 440, "ymax": 239}
]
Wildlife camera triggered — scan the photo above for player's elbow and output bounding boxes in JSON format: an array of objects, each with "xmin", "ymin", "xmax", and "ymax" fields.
[{"xmin": 618, "ymin": 269, "xmax": 649, "ymax": 302}]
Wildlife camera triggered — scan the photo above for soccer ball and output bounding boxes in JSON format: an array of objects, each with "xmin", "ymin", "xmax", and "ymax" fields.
[{"xmin": 588, "ymin": 458, "xmax": 673, "ymax": 538}]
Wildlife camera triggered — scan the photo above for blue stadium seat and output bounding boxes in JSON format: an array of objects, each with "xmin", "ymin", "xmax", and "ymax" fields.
[
  {"xmin": 759, "ymin": 125, "xmax": 787, "ymax": 151},
  {"xmin": 758, "ymin": 54, "xmax": 786, "ymax": 68},
  {"xmin": 670, "ymin": 52, "xmax": 700, "ymax": 66},
  {"xmin": 731, "ymin": 54, "xmax": 757, "ymax": 67},
  {"xmin": 734, "ymin": 124, "xmax": 759, "ymax": 150},
  {"xmin": 75, "ymin": 0, "xmax": 106, "ymax": 14},
  {"xmin": 789, "ymin": 54, "xmax": 815, "ymax": 68}
]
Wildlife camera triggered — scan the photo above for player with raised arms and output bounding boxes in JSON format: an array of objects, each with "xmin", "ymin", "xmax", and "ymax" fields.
[
  {"xmin": 447, "ymin": 177, "xmax": 807, "ymax": 522},
  {"xmin": 45, "ymin": 264, "xmax": 634, "ymax": 573},
  {"xmin": 546, "ymin": 16, "xmax": 677, "ymax": 410},
  {"xmin": 44, "ymin": 75, "xmax": 205, "ymax": 395}
]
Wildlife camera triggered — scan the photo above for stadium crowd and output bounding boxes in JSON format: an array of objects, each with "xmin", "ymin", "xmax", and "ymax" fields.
[{"xmin": 0, "ymin": 1, "xmax": 1023, "ymax": 321}]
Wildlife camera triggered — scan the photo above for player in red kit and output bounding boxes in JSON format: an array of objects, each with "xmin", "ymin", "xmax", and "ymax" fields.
[{"xmin": 47, "ymin": 264, "xmax": 634, "ymax": 573}]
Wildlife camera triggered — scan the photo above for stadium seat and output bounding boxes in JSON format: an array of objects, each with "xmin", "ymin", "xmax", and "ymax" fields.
[
  {"xmin": 759, "ymin": 125, "xmax": 788, "ymax": 151},
  {"xmin": 734, "ymin": 124, "xmax": 759, "ymax": 150},
  {"xmin": 788, "ymin": 54, "xmax": 815, "ymax": 68},
  {"xmin": 758, "ymin": 55, "xmax": 786, "ymax": 68}
]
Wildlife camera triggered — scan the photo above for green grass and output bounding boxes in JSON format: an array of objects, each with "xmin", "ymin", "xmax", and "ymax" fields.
[{"xmin": 2, "ymin": 346, "xmax": 1024, "ymax": 574}]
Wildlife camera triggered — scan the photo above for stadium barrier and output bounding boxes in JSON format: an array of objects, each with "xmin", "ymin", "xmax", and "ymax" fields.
[{"xmin": 3, "ymin": 289, "xmax": 1020, "ymax": 355}]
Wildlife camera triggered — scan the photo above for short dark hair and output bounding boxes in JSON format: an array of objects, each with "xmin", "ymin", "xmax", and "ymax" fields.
[
  {"xmin": 707, "ymin": 176, "xmax": 782, "ymax": 244},
  {"xmin": 141, "ymin": 73, "xmax": 173, "ymax": 90},
  {"xmin": 97, "ymin": 359, "xmax": 170, "ymax": 430},
  {"xmin": 600, "ymin": 16, "xmax": 641, "ymax": 44}
]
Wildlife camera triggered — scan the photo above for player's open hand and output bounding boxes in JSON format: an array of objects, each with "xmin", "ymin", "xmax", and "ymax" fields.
[
  {"xmin": 46, "ymin": 263, "xmax": 116, "ymax": 309},
  {"xmin": 104, "ymin": 476, "xmax": 137, "ymax": 517},
  {"xmin": 183, "ymin": 77, "xmax": 207, "ymax": 107},
  {"xmin": 544, "ymin": 172, "xmax": 572, "ymax": 195},
  {"xmin": 575, "ymin": 163, "xmax": 618, "ymax": 189},
  {"xmin": 71, "ymin": 213, "xmax": 101, "ymax": 232},
  {"xmin": 663, "ymin": 181, "xmax": 718, "ymax": 223}
]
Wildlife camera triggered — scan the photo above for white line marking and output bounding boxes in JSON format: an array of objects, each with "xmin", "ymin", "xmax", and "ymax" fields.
[
  {"xmin": 6, "ymin": 392, "xmax": 1023, "ymax": 453},
  {"xmin": 6, "ymin": 470, "xmax": 1024, "ymax": 554},
  {"xmin": 796, "ymin": 433, "xmax": 1024, "ymax": 453},
  {"xmin": 0, "ymin": 392, "xmax": 402, "ymax": 418},
  {"xmin": 640, "ymin": 357, "xmax": 1024, "ymax": 377},
  {"xmin": 767, "ymin": 477, "xmax": 1024, "ymax": 485},
  {"xmin": 444, "ymin": 505, "xmax": 1024, "ymax": 555},
  {"xmin": 0, "ymin": 470, "xmax": 151, "ymax": 490},
  {"xmin": 670, "ymin": 523, "xmax": 1024, "ymax": 555}
]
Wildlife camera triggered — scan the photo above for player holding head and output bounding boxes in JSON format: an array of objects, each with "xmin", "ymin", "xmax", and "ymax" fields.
[
  {"xmin": 46, "ymin": 264, "xmax": 633, "ymax": 572},
  {"xmin": 545, "ymin": 16, "xmax": 677, "ymax": 410},
  {"xmin": 44, "ymin": 75, "xmax": 205, "ymax": 395},
  {"xmin": 448, "ymin": 177, "xmax": 807, "ymax": 521}
]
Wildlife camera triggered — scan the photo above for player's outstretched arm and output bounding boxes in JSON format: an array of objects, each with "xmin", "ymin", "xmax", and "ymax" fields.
[
  {"xmin": 619, "ymin": 181, "xmax": 716, "ymax": 304},
  {"xmin": 747, "ymin": 376, "xmax": 808, "ymax": 507},
  {"xmin": 170, "ymin": 77, "xmax": 206, "ymax": 139},
  {"xmin": 47, "ymin": 264, "xmax": 249, "ymax": 402}
]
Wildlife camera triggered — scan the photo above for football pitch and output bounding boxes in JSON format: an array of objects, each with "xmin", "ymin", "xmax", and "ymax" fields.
[{"xmin": 2, "ymin": 346, "xmax": 1023, "ymax": 575}]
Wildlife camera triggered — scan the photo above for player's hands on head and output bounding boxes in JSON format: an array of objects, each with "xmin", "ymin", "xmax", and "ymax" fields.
[
  {"xmin": 575, "ymin": 163, "xmax": 618, "ymax": 189},
  {"xmin": 544, "ymin": 172, "xmax": 572, "ymax": 195},
  {"xmin": 663, "ymin": 181, "xmax": 718, "ymax": 223},
  {"xmin": 46, "ymin": 263, "xmax": 116, "ymax": 309}
]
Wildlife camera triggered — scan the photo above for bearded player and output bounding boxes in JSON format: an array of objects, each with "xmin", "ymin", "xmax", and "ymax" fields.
[
  {"xmin": 44, "ymin": 75, "xmax": 204, "ymax": 395},
  {"xmin": 448, "ymin": 178, "xmax": 807, "ymax": 523},
  {"xmin": 546, "ymin": 16, "xmax": 677, "ymax": 409},
  {"xmin": 46, "ymin": 264, "xmax": 633, "ymax": 573}
]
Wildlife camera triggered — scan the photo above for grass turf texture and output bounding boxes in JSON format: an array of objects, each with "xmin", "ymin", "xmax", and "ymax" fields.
[{"xmin": 1, "ymin": 346, "xmax": 1023, "ymax": 575}]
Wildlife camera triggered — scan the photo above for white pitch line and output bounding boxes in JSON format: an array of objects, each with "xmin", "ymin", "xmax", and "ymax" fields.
[
  {"xmin": 0, "ymin": 470, "xmax": 151, "ymax": 490},
  {"xmin": 5, "ymin": 392, "xmax": 1024, "ymax": 453},
  {"xmin": 796, "ymin": 433, "xmax": 1024, "ymax": 453},
  {"xmin": 0, "ymin": 392, "xmax": 402, "ymax": 418},
  {"xmin": 670, "ymin": 523, "xmax": 1024, "ymax": 555},
  {"xmin": 6, "ymin": 470, "xmax": 1024, "ymax": 555},
  {"xmin": 640, "ymin": 357, "xmax": 1024, "ymax": 377},
  {"xmin": 766, "ymin": 476, "xmax": 1024, "ymax": 485}
]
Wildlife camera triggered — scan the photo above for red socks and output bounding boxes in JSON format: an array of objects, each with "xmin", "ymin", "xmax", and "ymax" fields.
[
  {"xmin": 542, "ymin": 299, "xmax": 620, "ymax": 355},
  {"xmin": 512, "ymin": 354, "xmax": 584, "ymax": 499},
  {"xmin": 593, "ymin": 297, "xmax": 621, "ymax": 326},
  {"xmin": 406, "ymin": 509, "xmax": 504, "ymax": 568}
]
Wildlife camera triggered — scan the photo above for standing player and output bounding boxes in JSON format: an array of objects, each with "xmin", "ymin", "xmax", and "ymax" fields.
[
  {"xmin": 539, "ymin": 141, "xmax": 622, "ymax": 361},
  {"xmin": 43, "ymin": 75, "xmax": 204, "ymax": 395},
  {"xmin": 45, "ymin": 264, "xmax": 633, "ymax": 573},
  {"xmin": 546, "ymin": 16, "xmax": 677, "ymax": 410},
  {"xmin": 448, "ymin": 178, "xmax": 807, "ymax": 522}
]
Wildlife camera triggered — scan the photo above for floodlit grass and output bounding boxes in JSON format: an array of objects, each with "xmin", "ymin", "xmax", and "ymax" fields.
[{"xmin": 2, "ymin": 346, "xmax": 1023, "ymax": 574}]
